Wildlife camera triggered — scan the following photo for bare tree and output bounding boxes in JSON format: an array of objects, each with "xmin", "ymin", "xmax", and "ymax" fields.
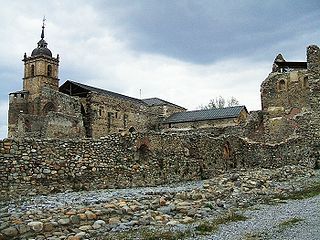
[
  {"xmin": 198, "ymin": 96, "xmax": 239, "ymax": 110},
  {"xmin": 215, "ymin": 96, "xmax": 225, "ymax": 108},
  {"xmin": 227, "ymin": 96, "xmax": 239, "ymax": 107}
]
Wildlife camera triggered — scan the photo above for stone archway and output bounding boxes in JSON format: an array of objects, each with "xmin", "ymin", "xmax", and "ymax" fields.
[{"xmin": 42, "ymin": 102, "xmax": 56, "ymax": 115}]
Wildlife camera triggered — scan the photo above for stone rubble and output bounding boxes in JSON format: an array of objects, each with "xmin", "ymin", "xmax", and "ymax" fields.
[{"xmin": 0, "ymin": 165, "xmax": 317, "ymax": 239}]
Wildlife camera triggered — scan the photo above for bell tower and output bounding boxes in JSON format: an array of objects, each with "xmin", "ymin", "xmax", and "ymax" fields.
[{"xmin": 22, "ymin": 18, "xmax": 59, "ymax": 97}]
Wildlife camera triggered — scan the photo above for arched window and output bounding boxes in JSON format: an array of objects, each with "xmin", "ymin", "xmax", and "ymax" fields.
[
  {"xmin": 278, "ymin": 79, "xmax": 286, "ymax": 91},
  {"xmin": 42, "ymin": 102, "xmax": 56, "ymax": 115},
  {"xmin": 31, "ymin": 65, "xmax": 35, "ymax": 77},
  {"xmin": 137, "ymin": 144, "xmax": 150, "ymax": 162},
  {"xmin": 47, "ymin": 65, "xmax": 52, "ymax": 77}
]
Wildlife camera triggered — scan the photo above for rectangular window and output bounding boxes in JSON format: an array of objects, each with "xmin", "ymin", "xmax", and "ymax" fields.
[
  {"xmin": 108, "ymin": 112, "xmax": 113, "ymax": 129},
  {"xmin": 123, "ymin": 114, "xmax": 128, "ymax": 128}
]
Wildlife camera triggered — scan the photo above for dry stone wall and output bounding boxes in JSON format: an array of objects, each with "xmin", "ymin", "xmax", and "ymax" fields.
[{"xmin": 0, "ymin": 131, "xmax": 315, "ymax": 198}]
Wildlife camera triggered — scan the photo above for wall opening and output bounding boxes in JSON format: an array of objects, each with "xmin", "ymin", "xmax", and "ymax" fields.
[
  {"xmin": 31, "ymin": 64, "xmax": 35, "ymax": 77},
  {"xmin": 42, "ymin": 102, "xmax": 56, "ymax": 115},
  {"xmin": 302, "ymin": 76, "xmax": 309, "ymax": 89},
  {"xmin": 123, "ymin": 114, "xmax": 128, "ymax": 129},
  {"xmin": 223, "ymin": 141, "xmax": 236, "ymax": 169},
  {"xmin": 25, "ymin": 119, "xmax": 31, "ymax": 132},
  {"xmin": 107, "ymin": 112, "xmax": 113, "ymax": 130},
  {"xmin": 137, "ymin": 144, "xmax": 150, "ymax": 162},
  {"xmin": 47, "ymin": 65, "xmax": 52, "ymax": 77},
  {"xmin": 129, "ymin": 126, "xmax": 136, "ymax": 133},
  {"xmin": 81, "ymin": 104, "xmax": 91, "ymax": 138},
  {"xmin": 223, "ymin": 141, "xmax": 231, "ymax": 159},
  {"xmin": 278, "ymin": 79, "xmax": 286, "ymax": 91}
]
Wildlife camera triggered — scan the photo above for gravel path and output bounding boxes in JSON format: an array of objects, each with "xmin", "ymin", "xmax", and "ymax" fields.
[
  {"xmin": 1, "ymin": 167, "xmax": 319, "ymax": 239},
  {"xmin": 195, "ymin": 194, "xmax": 320, "ymax": 240}
]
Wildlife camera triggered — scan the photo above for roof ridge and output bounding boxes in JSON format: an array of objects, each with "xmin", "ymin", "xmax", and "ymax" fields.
[{"xmin": 63, "ymin": 80, "xmax": 146, "ymax": 105}]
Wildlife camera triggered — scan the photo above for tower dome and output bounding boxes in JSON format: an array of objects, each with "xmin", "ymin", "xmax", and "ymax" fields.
[{"xmin": 31, "ymin": 21, "xmax": 52, "ymax": 57}]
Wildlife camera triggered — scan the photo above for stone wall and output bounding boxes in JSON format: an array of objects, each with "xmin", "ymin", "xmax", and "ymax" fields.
[
  {"xmin": 0, "ymin": 131, "xmax": 315, "ymax": 198},
  {"xmin": 85, "ymin": 92, "xmax": 157, "ymax": 138},
  {"xmin": 260, "ymin": 69, "xmax": 309, "ymax": 115},
  {"xmin": 8, "ymin": 87, "xmax": 84, "ymax": 139}
]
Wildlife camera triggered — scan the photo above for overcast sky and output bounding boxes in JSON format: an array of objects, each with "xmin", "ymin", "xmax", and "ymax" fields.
[{"xmin": 1, "ymin": 0, "xmax": 320, "ymax": 139}]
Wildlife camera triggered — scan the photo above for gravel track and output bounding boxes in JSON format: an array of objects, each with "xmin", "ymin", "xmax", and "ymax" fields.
[
  {"xmin": 192, "ymin": 188, "xmax": 320, "ymax": 240},
  {"xmin": 1, "ymin": 168, "xmax": 319, "ymax": 239}
]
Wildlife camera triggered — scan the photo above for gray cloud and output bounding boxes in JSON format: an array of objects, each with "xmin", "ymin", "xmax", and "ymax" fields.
[{"xmin": 94, "ymin": 0, "xmax": 320, "ymax": 63}]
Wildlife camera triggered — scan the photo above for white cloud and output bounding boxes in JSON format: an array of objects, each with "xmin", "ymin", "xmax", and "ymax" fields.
[
  {"xmin": 56, "ymin": 32, "xmax": 269, "ymax": 111},
  {"xmin": 47, "ymin": 15, "xmax": 269, "ymax": 111}
]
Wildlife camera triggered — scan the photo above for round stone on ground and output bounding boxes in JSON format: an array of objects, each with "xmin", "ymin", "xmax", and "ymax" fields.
[{"xmin": 27, "ymin": 221, "xmax": 43, "ymax": 232}]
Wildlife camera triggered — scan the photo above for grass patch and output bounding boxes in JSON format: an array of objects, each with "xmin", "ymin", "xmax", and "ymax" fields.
[
  {"xmin": 97, "ymin": 229, "xmax": 192, "ymax": 240},
  {"xmin": 278, "ymin": 217, "xmax": 303, "ymax": 231},
  {"xmin": 264, "ymin": 198, "xmax": 288, "ymax": 206},
  {"xmin": 141, "ymin": 230, "xmax": 191, "ymax": 240},
  {"xmin": 243, "ymin": 231, "xmax": 269, "ymax": 240},
  {"xmin": 195, "ymin": 210, "xmax": 248, "ymax": 234},
  {"xmin": 195, "ymin": 221, "xmax": 219, "ymax": 233},
  {"xmin": 278, "ymin": 182, "xmax": 320, "ymax": 200},
  {"xmin": 262, "ymin": 182, "xmax": 320, "ymax": 206}
]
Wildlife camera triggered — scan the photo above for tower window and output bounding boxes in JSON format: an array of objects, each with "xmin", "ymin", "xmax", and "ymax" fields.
[
  {"xmin": 47, "ymin": 65, "xmax": 52, "ymax": 77},
  {"xmin": 278, "ymin": 79, "xmax": 286, "ymax": 91},
  {"xmin": 31, "ymin": 65, "xmax": 35, "ymax": 77}
]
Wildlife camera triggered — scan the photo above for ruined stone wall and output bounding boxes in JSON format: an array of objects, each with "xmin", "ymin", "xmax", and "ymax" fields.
[
  {"xmin": 8, "ymin": 87, "xmax": 84, "ymax": 139},
  {"xmin": 0, "ymin": 131, "xmax": 314, "ymax": 198},
  {"xmin": 260, "ymin": 69, "xmax": 309, "ymax": 115},
  {"xmin": 12, "ymin": 112, "xmax": 84, "ymax": 139},
  {"xmin": 8, "ymin": 93, "xmax": 29, "ymax": 138},
  {"xmin": 40, "ymin": 87, "xmax": 82, "ymax": 116},
  {"xmin": 258, "ymin": 45, "xmax": 320, "ymax": 143}
]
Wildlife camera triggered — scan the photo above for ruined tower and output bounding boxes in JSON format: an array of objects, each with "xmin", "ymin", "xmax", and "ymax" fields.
[{"xmin": 258, "ymin": 45, "xmax": 320, "ymax": 142}]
